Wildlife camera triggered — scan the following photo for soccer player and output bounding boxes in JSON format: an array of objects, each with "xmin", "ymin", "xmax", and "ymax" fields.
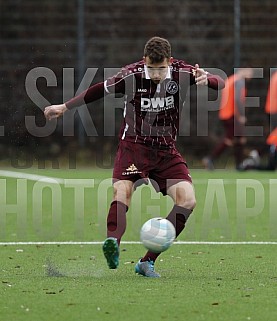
[
  {"xmin": 44, "ymin": 36, "xmax": 225, "ymax": 277},
  {"xmin": 203, "ymin": 68, "xmax": 253, "ymax": 170}
]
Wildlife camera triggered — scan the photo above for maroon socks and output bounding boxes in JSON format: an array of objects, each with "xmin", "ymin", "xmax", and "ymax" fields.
[{"xmin": 107, "ymin": 200, "xmax": 128, "ymax": 245}]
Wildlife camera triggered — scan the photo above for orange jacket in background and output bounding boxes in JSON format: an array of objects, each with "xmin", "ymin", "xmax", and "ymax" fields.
[
  {"xmin": 266, "ymin": 127, "xmax": 277, "ymax": 146},
  {"xmin": 265, "ymin": 71, "xmax": 277, "ymax": 114},
  {"xmin": 219, "ymin": 74, "xmax": 246, "ymax": 120}
]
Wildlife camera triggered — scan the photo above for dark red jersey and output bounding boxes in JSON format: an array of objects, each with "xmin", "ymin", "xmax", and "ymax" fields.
[{"xmin": 66, "ymin": 59, "xmax": 224, "ymax": 148}]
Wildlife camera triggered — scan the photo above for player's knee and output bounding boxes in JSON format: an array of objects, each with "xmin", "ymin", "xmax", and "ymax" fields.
[
  {"xmin": 113, "ymin": 183, "xmax": 133, "ymax": 206},
  {"xmin": 113, "ymin": 189, "xmax": 132, "ymax": 206},
  {"xmin": 186, "ymin": 197, "xmax": 196, "ymax": 210},
  {"xmin": 177, "ymin": 196, "xmax": 196, "ymax": 211}
]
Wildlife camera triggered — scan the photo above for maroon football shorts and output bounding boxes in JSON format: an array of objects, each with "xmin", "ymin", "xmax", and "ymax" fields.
[{"xmin": 112, "ymin": 140, "xmax": 192, "ymax": 195}]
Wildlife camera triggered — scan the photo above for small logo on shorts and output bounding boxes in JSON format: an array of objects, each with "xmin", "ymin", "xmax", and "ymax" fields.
[
  {"xmin": 166, "ymin": 81, "xmax": 178, "ymax": 94},
  {"xmin": 122, "ymin": 164, "xmax": 141, "ymax": 176}
]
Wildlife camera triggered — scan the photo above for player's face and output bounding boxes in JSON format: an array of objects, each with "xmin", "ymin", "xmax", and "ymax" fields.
[{"xmin": 144, "ymin": 56, "xmax": 172, "ymax": 84}]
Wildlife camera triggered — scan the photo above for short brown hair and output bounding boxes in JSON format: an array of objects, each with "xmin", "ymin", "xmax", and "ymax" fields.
[{"xmin": 144, "ymin": 37, "xmax": 171, "ymax": 63}]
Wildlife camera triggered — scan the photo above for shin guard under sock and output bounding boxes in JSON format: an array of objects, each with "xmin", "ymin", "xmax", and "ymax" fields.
[{"xmin": 107, "ymin": 200, "xmax": 128, "ymax": 245}]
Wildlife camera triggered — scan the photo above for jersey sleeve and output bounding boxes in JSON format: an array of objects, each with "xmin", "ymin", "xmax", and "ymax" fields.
[
  {"xmin": 178, "ymin": 61, "xmax": 197, "ymax": 85},
  {"xmin": 65, "ymin": 68, "xmax": 127, "ymax": 110},
  {"xmin": 207, "ymin": 74, "xmax": 225, "ymax": 90},
  {"xmin": 178, "ymin": 60, "xmax": 225, "ymax": 90},
  {"xmin": 65, "ymin": 82, "xmax": 105, "ymax": 110},
  {"xmin": 104, "ymin": 67, "xmax": 132, "ymax": 95}
]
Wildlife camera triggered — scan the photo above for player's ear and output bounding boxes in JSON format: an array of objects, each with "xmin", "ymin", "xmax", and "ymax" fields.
[{"xmin": 143, "ymin": 56, "xmax": 146, "ymax": 63}]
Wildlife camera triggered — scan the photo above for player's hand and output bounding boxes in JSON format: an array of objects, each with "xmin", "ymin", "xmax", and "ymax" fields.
[
  {"xmin": 44, "ymin": 104, "xmax": 67, "ymax": 120},
  {"xmin": 194, "ymin": 64, "xmax": 208, "ymax": 86}
]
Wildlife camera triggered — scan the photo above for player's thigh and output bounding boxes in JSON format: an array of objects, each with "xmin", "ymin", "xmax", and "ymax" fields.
[
  {"xmin": 167, "ymin": 181, "xmax": 196, "ymax": 210},
  {"xmin": 113, "ymin": 179, "xmax": 134, "ymax": 206}
]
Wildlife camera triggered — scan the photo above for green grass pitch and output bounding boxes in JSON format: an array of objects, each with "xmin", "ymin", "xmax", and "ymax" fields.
[{"xmin": 0, "ymin": 168, "xmax": 276, "ymax": 321}]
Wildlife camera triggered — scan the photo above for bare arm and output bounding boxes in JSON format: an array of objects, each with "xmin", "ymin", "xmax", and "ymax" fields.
[{"xmin": 44, "ymin": 76, "xmax": 125, "ymax": 120}]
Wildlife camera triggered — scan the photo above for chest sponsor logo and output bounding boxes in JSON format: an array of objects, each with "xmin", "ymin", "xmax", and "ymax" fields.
[
  {"xmin": 138, "ymin": 88, "xmax": 147, "ymax": 92},
  {"xmin": 141, "ymin": 96, "xmax": 174, "ymax": 111}
]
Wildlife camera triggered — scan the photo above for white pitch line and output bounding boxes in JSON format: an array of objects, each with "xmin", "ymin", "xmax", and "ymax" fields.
[
  {"xmin": 0, "ymin": 241, "xmax": 277, "ymax": 246},
  {"xmin": 0, "ymin": 170, "xmax": 64, "ymax": 184},
  {"xmin": 0, "ymin": 170, "xmax": 274, "ymax": 185}
]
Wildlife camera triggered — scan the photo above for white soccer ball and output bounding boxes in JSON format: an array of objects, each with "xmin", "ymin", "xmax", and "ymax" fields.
[{"xmin": 140, "ymin": 217, "xmax": 176, "ymax": 253}]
